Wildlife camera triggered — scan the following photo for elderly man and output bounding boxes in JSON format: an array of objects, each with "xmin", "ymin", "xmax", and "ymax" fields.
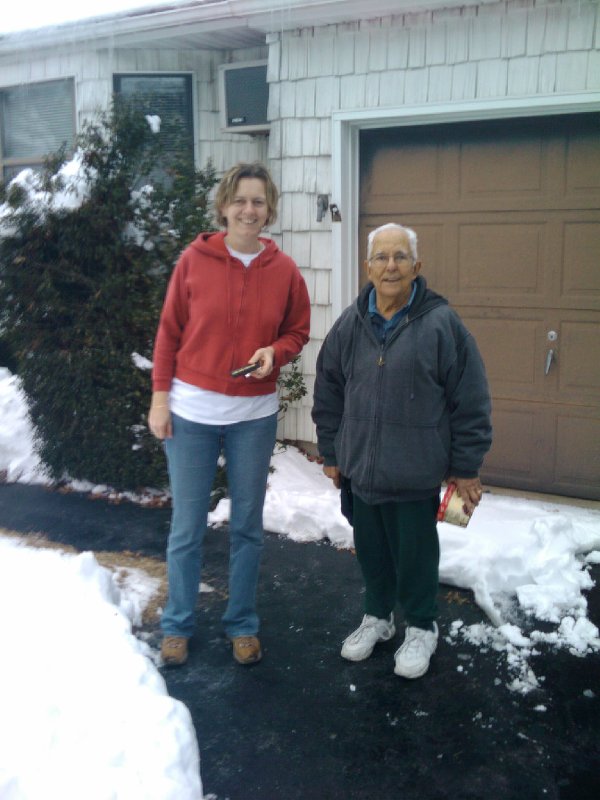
[{"xmin": 312, "ymin": 222, "xmax": 492, "ymax": 679}]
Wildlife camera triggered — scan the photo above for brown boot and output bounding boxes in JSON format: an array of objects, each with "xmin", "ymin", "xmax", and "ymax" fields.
[
  {"xmin": 230, "ymin": 635, "xmax": 262, "ymax": 665},
  {"xmin": 160, "ymin": 636, "xmax": 189, "ymax": 666}
]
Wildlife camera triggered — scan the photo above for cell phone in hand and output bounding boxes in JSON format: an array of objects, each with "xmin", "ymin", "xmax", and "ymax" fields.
[{"xmin": 230, "ymin": 362, "xmax": 261, "ymax": 378}]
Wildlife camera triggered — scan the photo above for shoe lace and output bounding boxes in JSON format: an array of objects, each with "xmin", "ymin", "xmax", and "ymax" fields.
[{"xmin": 346, "ymin": 616, "xmax": 380, "ymax": 643}]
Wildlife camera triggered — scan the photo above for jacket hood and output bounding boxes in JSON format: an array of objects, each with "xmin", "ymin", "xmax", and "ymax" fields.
[
  {"xmin": 189, "ymin": 230, "xmax": 281, "ymax": 266},
  {"xmin": 354, "ymin": 274, "xmax": 448, "ymax": 319}
]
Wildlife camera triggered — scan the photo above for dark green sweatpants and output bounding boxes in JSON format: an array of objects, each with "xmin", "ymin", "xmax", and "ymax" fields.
[{"xmin": 352, "ymin": 493, "xmax": 440, "ymax": 630}]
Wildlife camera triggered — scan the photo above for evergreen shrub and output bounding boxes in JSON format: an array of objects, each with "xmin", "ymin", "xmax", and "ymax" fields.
[{"xmin": 0, "ymin": 98, "xmax": 217, "ymax": 490}]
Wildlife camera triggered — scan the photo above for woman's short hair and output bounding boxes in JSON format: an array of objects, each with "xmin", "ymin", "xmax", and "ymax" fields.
[{"xmin": 214, "ymin": 162, "xmax": 279, "ymax": 228}]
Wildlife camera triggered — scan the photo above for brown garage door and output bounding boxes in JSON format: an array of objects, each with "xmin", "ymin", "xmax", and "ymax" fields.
[{"xmin": 359, "ymin": 114, "xmax": 600, "ymax": 500}]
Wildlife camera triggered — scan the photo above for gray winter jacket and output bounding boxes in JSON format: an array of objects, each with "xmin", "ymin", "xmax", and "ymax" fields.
[{"xmin": 312, "ymin": 276, "xmax": 492, "ymax": 505}]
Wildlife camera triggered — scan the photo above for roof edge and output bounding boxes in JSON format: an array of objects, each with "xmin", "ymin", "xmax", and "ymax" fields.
[{"xmin": 0, "ymin": 0, "xmax": 497, "ymax": 55}]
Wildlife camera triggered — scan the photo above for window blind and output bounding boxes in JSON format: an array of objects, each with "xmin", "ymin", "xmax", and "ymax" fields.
[
  {"xmin": 1, "ymin": 79, "xmax": 75, "ymax": 160},
  {"xmin": 113, "ymin": 74, "xmax": 193, "ymax": 159}
]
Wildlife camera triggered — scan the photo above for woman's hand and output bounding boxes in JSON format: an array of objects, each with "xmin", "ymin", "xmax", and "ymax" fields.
[
  {"xmin": 148, "ymin": 393, "xmax": 172, "ymax": 440},
  {"xmin": 446, "ymin": 475, "xmax": 483, "ymax": 515},
  {"xmin": 248, "ymin": 346, "xmax": 275, "ymax": 379}
]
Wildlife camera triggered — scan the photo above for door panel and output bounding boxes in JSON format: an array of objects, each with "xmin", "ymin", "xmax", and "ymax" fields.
[
  {"xmin": 457, "ymin": 222, "xmax": 545, "ymax": 294},
  {"xmin": 555, "ymin": 416, "xmax": 600, "ymax": 489},
  {"xmin": 559, "ymin": 321, "xmax": 600, "ymax": 396},
  {"xmin": 481, "ymin": 405, "xmax": 538, "ymax": 479},
  {"xmin": 463, "ymin": 317, "xmax": 539, "ymax": 388},
  {"xmin": 562, "ymin": 221, "xmax": 600, "ymax": 298}
]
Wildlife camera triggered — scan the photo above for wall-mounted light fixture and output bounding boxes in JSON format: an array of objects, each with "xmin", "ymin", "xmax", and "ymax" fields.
[{"xmin": 316, "ymin": 194, "xmax": 329, "ymax": 222}]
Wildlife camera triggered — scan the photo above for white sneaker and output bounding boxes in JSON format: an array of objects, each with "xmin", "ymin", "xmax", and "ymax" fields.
[
  {"xmin": 394, "ymin": 623, "xmax": 439, "ymax": 679},
  {"xmin": 341, "ymin": 613, "xmax": 396, "ymax": 661}
]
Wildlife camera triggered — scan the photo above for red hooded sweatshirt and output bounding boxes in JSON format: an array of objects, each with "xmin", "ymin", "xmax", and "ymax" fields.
[{"xmin": 152, "ymin": 231, "xmax": 311, "ymax": 396}]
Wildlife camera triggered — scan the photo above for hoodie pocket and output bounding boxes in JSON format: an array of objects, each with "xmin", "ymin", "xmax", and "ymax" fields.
[
  {"xmin": 334, "ymin": 414, "xmax": 372, "ymax": 489},
  {"xmin": 375, "ymin": 423, "xmax": 449, "ymax": 492}
]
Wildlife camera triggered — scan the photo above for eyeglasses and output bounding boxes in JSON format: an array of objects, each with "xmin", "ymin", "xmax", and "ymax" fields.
[{"xmin": 369, "ymin": 252, "xmax": 413, "ymax": 267}]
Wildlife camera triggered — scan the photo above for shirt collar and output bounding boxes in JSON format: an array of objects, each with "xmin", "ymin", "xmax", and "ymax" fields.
[{"xmin": 368, "ymin": 281, "xmax": 417, "ymax": 321}]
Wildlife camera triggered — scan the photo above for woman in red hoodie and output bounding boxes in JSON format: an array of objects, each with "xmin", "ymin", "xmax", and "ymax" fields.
[{"xmin": 148, "ymin": 163, "xmax": 310, "ymax": 667}]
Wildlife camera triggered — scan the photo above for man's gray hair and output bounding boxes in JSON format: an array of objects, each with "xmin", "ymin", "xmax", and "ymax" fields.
[{"xmin": 367, "ymin": 223, "xmax": 418, "ymax": 262}]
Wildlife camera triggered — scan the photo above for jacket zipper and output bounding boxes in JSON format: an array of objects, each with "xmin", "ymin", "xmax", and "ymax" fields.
[
  {"xmin": 367, "ymin": 341, "xmax": 387, "ymax": 491},
  {"xmin": 368, "ymin": 316, "xmax": 413, "ymax": 495},
  {"xmin": 231, "ymin": 265, "xmax": 249, "ymax": 369}
]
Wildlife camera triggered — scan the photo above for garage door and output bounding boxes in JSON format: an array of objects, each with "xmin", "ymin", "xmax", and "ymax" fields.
[{"xmin": 359, "ymin": 114, "xmax": 600, "ymax": 500}]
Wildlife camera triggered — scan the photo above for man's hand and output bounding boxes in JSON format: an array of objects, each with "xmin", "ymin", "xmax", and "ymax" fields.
[
  {"xmin": 323, "ymin": 465, "xmax": 341, "ymax": 489},
  {"xmin": 447, "ymin": 475, "xmax": 483, "ymax": 515}
]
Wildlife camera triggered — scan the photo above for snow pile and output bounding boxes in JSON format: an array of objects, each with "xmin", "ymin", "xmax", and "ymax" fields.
[
  {"xmin": 210, "ymin": 442, "xmax": 352, "ymax": 548},
  {"xmin": 0, "ymin": 150, "xmax": 92, "ymax": 237},
  {"xmin": 439, "ymin": 496, "xmax": 599, "ymax": 626},
  {"xmin": 2, "ymin": 1, "xmax": 181, "ymax": 35},
  {"xmin": 0, "ymin": 536, "xmax": 203, "ymax": 799},
  {"xmin": 439, "ymin": 493, "xmax": 600, "ymax": 691},
  {"xmin": 0, "ymin": 368, "xmax": 49, "ymax": 484}
]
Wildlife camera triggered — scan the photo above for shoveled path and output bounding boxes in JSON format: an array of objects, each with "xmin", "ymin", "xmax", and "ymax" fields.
[{"xmin": 1, "ymin": 482, "xmax": 599, "ymax": 800}]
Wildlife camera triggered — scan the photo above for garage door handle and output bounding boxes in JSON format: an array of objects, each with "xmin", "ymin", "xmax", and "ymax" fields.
[{"xmin": 544, "ymin": 348, "xmax": 555, "ymax": 375}]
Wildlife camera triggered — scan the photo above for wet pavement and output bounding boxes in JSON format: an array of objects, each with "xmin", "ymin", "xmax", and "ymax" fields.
[{"xmin": 1, "ymin": 482, "xmax": 599, "ymax": 800}]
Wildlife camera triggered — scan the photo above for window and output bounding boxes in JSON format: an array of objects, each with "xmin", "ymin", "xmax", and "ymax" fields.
[
  {"xmin": 113, "ymin": 74, "xmax": 194, "ymax": 165},
  {"xmin": 0, "ymin": 79, "xmax": 75, "ymax": 182}
]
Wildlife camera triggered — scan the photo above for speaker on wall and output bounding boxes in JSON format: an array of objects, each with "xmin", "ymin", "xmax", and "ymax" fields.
[{"xmin": 218, "ymin": 60, "xmax": 269, "ymax": 134}]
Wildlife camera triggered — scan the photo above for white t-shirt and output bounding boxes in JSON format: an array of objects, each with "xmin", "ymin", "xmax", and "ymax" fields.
[{"xmin": 168, "ymin": 243, "xmax": 278, "ymax": 425}]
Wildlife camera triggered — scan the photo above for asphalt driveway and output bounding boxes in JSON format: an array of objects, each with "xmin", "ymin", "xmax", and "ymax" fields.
[{"xmin": 1, "ymin": 482, "xmax": 598, "ymax": 800}]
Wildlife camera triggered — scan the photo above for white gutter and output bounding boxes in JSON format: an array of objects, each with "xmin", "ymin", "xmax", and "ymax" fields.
[{"xmin": 0, "ymin": 0, "xmax": 496, "ymax": 53}]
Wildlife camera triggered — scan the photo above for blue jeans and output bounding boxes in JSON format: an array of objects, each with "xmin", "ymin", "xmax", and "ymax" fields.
[{"xmin": 161, "ymin": 412, "xmax": 278, "ymax": 639}]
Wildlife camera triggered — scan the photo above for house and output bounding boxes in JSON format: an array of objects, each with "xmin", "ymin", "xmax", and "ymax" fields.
[{"xmin": 1, "ymin": 0, "xmax": 599, "ymax": 499}]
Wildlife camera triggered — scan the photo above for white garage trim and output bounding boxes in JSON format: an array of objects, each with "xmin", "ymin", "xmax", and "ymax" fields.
[{"xmin": 331, "ymin": 92, "xmax": 600, "ymax": 319}]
